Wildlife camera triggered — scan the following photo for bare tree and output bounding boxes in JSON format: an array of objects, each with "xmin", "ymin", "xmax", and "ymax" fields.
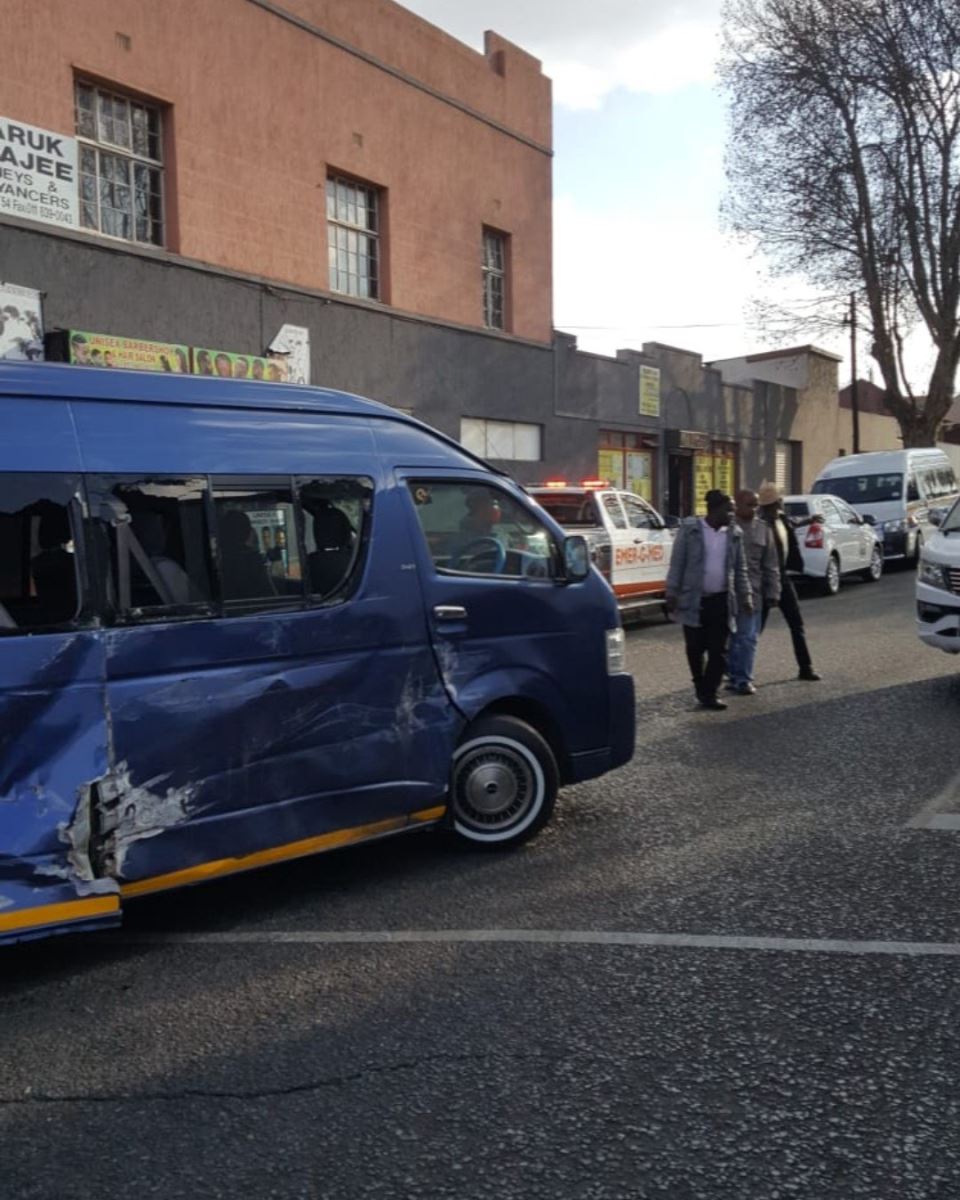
[{"xmin": 722, "ymin": 0, "xmax": 960, "ymax": 445}]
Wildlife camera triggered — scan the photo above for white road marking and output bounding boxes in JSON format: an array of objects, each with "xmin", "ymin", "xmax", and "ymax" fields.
[
  {"xmin": 906, "ymin": 766, "xmax": 960, "ymax": 829},
  {"xmin": 111, "ymin": 928, "xmax": 960, "ymax": 957}
]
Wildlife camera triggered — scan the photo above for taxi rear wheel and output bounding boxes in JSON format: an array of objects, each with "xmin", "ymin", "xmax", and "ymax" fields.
[{"xmin": 448, "ymin": 716, "xmax": 558, "ymax": 848}]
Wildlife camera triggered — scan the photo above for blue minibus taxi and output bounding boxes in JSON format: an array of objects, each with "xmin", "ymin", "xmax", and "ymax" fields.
[{"xmin": 0, "ymin": 362, "xmax": 634, "ymax": 944}]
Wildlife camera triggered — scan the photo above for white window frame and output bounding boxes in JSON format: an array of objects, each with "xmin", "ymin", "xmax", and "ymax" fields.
[
  {"xmin": 482, "ymin": 228, "xmax": 507, "ymax": 330},
  {"xmin": 75, "ymin": 80, "xmax": 165, "ymax": 247},
  {"xmin": 460, "ymin": 418, "xmax": 541, "ymax": 462},
  {"xmin": 327, "ymin": 175, "xmax": 381, "ymax": 300}
]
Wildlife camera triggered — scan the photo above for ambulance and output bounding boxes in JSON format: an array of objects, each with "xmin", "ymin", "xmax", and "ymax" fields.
[{"xmin": 528, "ymin": 480, "xmax": 676, "ymax": 616}]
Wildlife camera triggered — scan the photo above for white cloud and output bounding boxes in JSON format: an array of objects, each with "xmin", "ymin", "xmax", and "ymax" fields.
[
  {"xmin": 552, "ymin": 193, "xmax": 764, "ymax": 363},
  {"xmin": 551, "ymin": 20, "xmax": 720, "ymax": 109},
  {"xmin": 399, "ymin": 0, "xmax": 722, "ymax": 105}
]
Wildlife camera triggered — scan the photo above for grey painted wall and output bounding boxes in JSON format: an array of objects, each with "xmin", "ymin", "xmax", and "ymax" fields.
[{"xmin": 2, "ymin": 221, "xmax": 804, "ymax": 508}]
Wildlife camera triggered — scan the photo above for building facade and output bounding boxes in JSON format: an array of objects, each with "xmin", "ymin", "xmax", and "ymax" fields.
[{"xmin": 0, "ymin": 0, "xmax": 881, "ymax": 517}]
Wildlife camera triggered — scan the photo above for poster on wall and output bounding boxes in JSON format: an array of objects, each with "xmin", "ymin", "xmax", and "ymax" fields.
[
  {"xmin": 713, "ymin": 455, "xmax": 735, "ymax": 498},
  {"xmin": 626, "ymin": 450, "xmax": 653, "ymax": 501},
  {"xmin": 693, "ymin": 452, "xmax": 715, "ymax": 515},
  {"xmin": 61, "ymin": 331, "xmax": 189, "ymax": 372},
  {"xmin": 268, "ymin": 324, "xmax": 310, "ymax": 386},
  {"xmin": 639, "ymin": 365, "xmax": 661, "ymax": 418},
  {"xmin": 597, "ymin": 449, "xmax": 625, "ymax": 490},
  {"xmin": 0, "ymin": 116, "xmax": 78, "ymax": 230},
  {"xmin": 193, "ymin": 347, "xmax": 289, "ymax": 382},
  {"xmin": 0, "ymin": 282, "xmax": 44, "ymax": 360}
]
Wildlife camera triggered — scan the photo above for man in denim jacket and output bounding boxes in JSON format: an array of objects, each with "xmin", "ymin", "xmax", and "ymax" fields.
[
  {"xmin": 726, "ymin": 488, "xmax": 781, "ymax": 695},
  {"xmin": 665, "ymin": 489, "xmax": 753, "ymax": 710}
]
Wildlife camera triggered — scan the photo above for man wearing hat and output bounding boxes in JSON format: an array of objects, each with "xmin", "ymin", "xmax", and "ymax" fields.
[
  {"xmin": 665, "ymin": 488, "xmax": 753, "ymax": 710},
  {"xmin": 757, "ymin": 481, "xmax": 822, "ymax": 681}
]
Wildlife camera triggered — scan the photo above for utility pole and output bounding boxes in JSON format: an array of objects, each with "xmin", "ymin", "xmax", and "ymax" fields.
[{"xmin": 849, "ymin": 292, "xmax": 861, "ymax": 454}]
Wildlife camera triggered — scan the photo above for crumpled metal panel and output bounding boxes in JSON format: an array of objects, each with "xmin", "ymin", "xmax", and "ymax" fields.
[{"xmin": 0, "ymin": 632, "xmax": 120, "ymax": 945}]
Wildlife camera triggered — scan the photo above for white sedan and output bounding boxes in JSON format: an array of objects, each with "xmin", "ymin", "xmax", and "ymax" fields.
[{"xmin": 783, "ymin": 494, "xmax": 884, "ymax": 594}]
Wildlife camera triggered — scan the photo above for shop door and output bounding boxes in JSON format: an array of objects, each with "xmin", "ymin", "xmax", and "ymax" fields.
[{"xmin": 668, "ymin": 455, "xmax": 692, "ymax": 518}]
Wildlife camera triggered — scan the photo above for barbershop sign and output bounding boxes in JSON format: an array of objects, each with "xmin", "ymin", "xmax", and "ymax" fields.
[{"xmin": 0, "ymin": 117, "xmax": 78, "ymax": 230}]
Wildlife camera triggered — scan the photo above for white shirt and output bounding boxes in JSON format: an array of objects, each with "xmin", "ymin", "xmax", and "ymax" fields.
[{"xmin": 700, "ymin": 518, "xmax": 728, "ymax": 595}]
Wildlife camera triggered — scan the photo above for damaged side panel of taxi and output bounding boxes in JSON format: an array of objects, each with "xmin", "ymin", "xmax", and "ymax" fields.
[{"xmin": 0, "ymin": 631, "xmax": 121, "ymax": 943}]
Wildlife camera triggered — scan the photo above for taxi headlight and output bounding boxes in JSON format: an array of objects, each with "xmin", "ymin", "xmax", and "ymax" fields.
[{"xmin": 605, "ymin": 627, "xmax": 626, "ymax": 674}]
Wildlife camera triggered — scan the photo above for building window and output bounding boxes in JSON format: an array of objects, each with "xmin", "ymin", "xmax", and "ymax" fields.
[
  {"xmin": 327, "ymin": 175, "xmax": 380, "ymax": 300},
  {"xmin": 75, "ymin": 81, "xmax": 164, "ymax": 246},
  {"xmin": 482, "ymin": 228, "xmax": 507, "ymax": 330},
  {"xmin": 460, "ymin": 418, "xmax": 541, "ymax": 462},
  {"xmin": 774, "ymin": 440, "xmax": 798, "ymax": 493}
]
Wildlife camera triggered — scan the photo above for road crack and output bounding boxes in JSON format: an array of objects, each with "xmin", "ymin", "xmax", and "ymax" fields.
[{"xmin": 0, "ymin": 1048, "xmax": 548, "ymax": 1108}]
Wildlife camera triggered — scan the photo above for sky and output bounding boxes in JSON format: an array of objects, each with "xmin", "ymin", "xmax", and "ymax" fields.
[{"xmin": 397, "ymin": 0, "xmax": 896, "ymax": 387}]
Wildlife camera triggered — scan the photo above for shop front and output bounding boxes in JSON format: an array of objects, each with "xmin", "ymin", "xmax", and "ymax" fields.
[
  {"xmin": 597, "ymin": 430, "xmax": 659, "ymax": 502},
  {"xmin": 666, "ymin": 430, "xmax": 739, "ymax": 517}
]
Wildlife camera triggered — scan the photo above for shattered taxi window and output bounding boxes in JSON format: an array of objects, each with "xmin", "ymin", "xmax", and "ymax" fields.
[
  {"xmin": 0, "ymin": 474, "xmax": 82, "ymax": 632},
  {"xmin": 298, "ymin": 476, "xmax": 373, "ymax": 602},
  {"xmin": 87, "ymin": 476, "xmax": 214, "ymax": 618}
]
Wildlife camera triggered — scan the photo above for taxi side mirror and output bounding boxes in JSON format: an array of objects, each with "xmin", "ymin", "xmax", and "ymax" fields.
[{"xmin": 563, "ymin": 535, "xmax": 590, "ymax": 582}]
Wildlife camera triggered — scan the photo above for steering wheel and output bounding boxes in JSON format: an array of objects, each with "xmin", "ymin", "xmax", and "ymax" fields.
[{"xmin": 451, "ymin": 536, "xmax": 507, "ymax": 574}]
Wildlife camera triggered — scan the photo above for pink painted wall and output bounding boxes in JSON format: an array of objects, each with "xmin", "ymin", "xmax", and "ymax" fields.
[{"xmin": 0, "ymin": 0, "xmax": 553, "ymax": 341}]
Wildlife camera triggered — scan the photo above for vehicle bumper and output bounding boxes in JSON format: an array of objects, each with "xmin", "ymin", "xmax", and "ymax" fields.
[
  {"xmin": 879, "ymin": 528, "xmax": 911, "ymax": 560},
  {"xmin": 796, "ymin": 547, "xmax": 829, "ymax": 578},
  {"xmin": 567, "ymin": 671, "xmax": 636, "ymax": 782},
  {"xmin": 916, "ymin": 581, "xmax": 960, "ymax": 654}
]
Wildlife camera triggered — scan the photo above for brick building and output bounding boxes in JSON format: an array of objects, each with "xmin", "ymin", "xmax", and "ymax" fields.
[{"xmin": 0, "ymin": 0, "xmax": 882, "ymax": 515}]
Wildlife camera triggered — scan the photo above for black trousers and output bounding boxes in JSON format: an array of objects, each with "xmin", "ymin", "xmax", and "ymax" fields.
[
  {"xmin": 683, "ymin": 593, "xmax": 729, "ymax": 699},
  {"xmin": 762, "ymin": 574, "xmax": 812, "ymax": 671}
]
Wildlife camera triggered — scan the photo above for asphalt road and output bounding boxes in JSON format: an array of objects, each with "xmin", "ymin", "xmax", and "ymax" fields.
[{"xmin": 5, "ymin": 567, "xmax": 960, "ymax": 1200}]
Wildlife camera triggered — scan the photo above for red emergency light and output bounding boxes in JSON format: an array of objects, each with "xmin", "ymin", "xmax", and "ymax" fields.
[
  {"xmin": 542, "ymin": 479, "xmax": 569, "ymax": 488},
  {"xmin": 580, "ymin": 479, "xmax": 609, "ymax": 489}
]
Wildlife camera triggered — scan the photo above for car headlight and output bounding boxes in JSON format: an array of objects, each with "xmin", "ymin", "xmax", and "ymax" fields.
[
  {"xmin": 919, "ymin": 559, "xmax": 948, "ymax": 590},
  {"xmin": 605, "ymin": 627, "xmax": 626, "ymax": 674},
  {"xmin": 883, "ymin": 518, "xmax": 907, "ymax": 533}
]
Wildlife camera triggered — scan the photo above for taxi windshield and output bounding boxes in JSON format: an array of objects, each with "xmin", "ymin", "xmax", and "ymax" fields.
[{"xmin": 812, "ymin": 473, "xmax": 903, "ymax": 504}]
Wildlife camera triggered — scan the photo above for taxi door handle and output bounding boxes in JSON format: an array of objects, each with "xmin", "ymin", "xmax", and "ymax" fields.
[{"xmin": 434, "ymin": 605, "xmax": 467, "ymax": 620}]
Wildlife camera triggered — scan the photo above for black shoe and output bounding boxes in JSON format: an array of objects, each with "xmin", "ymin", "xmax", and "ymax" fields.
[
  {"xmin": 698, "ymin": 695, "xmax": 728, "ymax": 710},
  {"xmin": 723, "ymin": 683, "xmax": 738, "ymax": 692},
  {"xmin": 798, "ymin": 667, "xmax": 821, "ymax": 681},
  {"xmin": 734, "ymin": 682, "xmax": 756, "ymax": 695}
]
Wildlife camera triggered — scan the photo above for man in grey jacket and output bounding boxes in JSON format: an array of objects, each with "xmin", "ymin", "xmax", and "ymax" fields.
[
  {"xmin": 665, "ymin": 489, "xmax": 753, "ymax": 710},
  {"xmin": 726, "ymin": 488, "xmax": 781, "ymax": 695}
]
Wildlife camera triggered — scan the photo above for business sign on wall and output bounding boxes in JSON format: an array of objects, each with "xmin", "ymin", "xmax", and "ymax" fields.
[
  {"xmin": 67, "ymin": 331, "xmax": 190, "ymax": 372},
  {"xmin": 193, "ymin": 347, "xmax": 289, "ymax": 381},
  {"xmin": 0, "ymin": 117, "xmax": 78, "ymax": 230},
  {"xmin": 269, "ymin": 324, "xmax": 311, "ymax": 386},
  {"xmin": 639, "ymin": 365, "xmax": 661, "ymax": 418},
  {"xmin": 0, "ymin": 282, "xmax": 44, "ymax": 360}
]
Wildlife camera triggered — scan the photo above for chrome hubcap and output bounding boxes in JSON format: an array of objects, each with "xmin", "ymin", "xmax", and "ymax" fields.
[{"xmin": 454, "ymin": 745, "xmax": 535, "ymax": 830}]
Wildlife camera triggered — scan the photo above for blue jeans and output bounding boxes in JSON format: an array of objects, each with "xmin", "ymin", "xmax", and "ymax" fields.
[{"xmin": 727, "ymin": 609, "xmax": 762, "ymax": 687}]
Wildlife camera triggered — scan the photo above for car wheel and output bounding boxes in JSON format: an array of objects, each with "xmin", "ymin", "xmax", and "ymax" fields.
[
  {"xmin": 821, "ymin": 554, "xmax": 841, "ymax": 595},
  {"xmin": 861, "ymin": 545, "xmax": 883, "ymax": 582},
  {"xmin": 448, "ymin": 715, "xmax": 558, "ymax": 848}
]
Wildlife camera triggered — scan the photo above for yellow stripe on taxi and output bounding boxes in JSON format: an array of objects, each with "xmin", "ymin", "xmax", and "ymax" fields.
[{"xmin": 120, "ymin": 805, "xmax": 448, "ymax": 899}]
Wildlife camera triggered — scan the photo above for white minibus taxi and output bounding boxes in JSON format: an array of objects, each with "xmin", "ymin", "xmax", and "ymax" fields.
[{"xmin": 813, "ymin": 448, "xmax": 959, "ymax": 564}]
